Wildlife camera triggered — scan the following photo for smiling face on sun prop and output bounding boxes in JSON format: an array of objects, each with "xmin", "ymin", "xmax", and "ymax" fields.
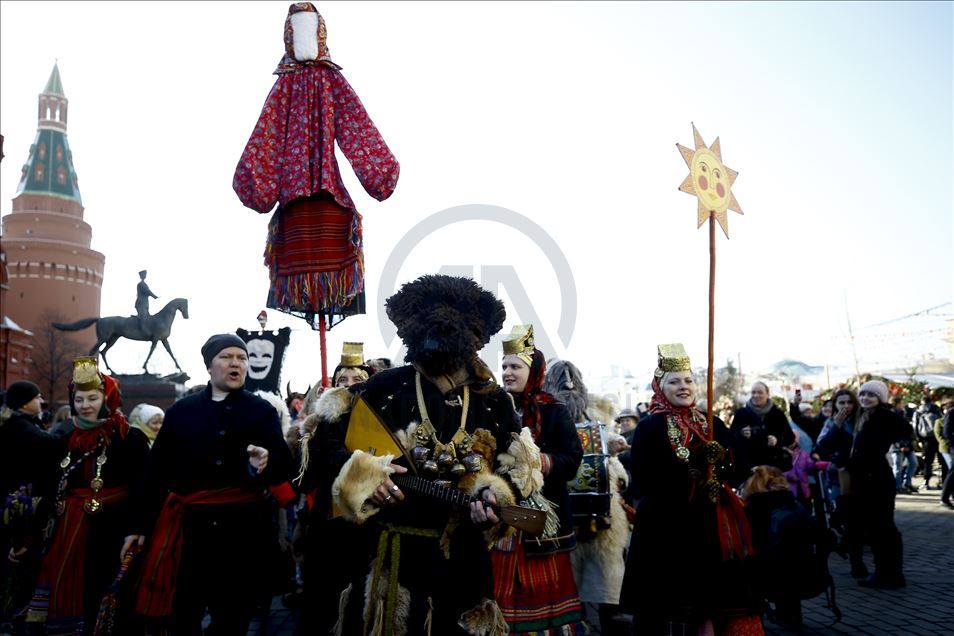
[{"xmin": 677, "ymin": 124, "xmax": 743, "ymax": 238}]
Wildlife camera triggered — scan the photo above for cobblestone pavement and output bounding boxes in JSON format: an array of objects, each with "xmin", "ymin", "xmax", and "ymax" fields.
[{"xmin": 255, "ymin": 473, "xmax": 954, "ymax": 635}]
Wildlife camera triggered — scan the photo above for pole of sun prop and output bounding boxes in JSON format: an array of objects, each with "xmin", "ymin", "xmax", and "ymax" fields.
[{"xmin": 676, "ymin": 123, "xmax": 744, "ymax": 439}]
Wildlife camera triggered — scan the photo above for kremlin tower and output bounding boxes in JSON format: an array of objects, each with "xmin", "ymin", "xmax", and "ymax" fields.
[{"xmin": 1, "ymin": 64, "xmax": 105, "ymax": 393}]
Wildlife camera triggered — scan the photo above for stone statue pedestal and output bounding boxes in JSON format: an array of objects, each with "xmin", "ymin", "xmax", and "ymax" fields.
[{"xmin": 113, "ymin": 372, "xmax": 190, "ymax": 411}]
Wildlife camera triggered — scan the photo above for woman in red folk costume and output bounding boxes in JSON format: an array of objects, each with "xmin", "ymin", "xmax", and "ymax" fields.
[
  {"xmin": 620, "ymin": 344, "xmax": 763, "ymax": 636},
  {"xmin": 233, "ymin": 2, "xmax": 399, "ymax": 316},
  {"xmin": 493, "ymin": 325, "xmax": 586, "ymax": 635},
  {"xmin": 27, "ymin": 357, "xmax": 149, "ymax": 635}
]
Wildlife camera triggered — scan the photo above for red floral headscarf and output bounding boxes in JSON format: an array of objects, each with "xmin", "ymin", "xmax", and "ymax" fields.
[
  {"xmin": 649, "ymin": 375, "xmax": 705, "ymax": 427},
  {"xmin": 511, "ymin": 349, "xmax": 557, "ymax": 441},
  {"xmin": 275, "ymin": 2, "xmax": 342, "ymax": 74},
  {"xmin": 68, "ymin": 372, "xmax": 129, "ymax": 453}
]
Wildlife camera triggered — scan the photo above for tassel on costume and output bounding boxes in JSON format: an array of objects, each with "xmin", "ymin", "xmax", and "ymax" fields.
[
  {"xmin": 333, "ymin": 583, "xmax": 352, "ymax": 636},
  {"xmin": 266, "ymin": 260, "xmax": 364, "ymax": 313}
]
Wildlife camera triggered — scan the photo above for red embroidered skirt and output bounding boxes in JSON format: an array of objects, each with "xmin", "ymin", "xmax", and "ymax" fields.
[
  {"xmin": 491, "ymin": 542, "xmax": 586, "ymax": 635},
  {"xmin": 265, "ymin": 194, "xmax": 363, "ymax": 313}
]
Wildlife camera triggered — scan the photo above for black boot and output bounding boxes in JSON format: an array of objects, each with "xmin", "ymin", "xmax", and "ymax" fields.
[{"xmin": 862, "ymin": 530, "xmax": 905, "ymax": 588}]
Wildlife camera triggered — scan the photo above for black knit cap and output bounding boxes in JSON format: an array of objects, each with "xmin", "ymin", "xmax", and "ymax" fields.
[
  {"xmin": 4, "ymin": 381, "xmax": 40, "ymax": 410},
  {"xmin": 201, "ymin": 334, "xmax": 248, "ymax": 368}
]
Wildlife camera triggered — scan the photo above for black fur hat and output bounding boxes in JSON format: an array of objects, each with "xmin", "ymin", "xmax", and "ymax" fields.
[{"xmin": 386, "ymin": 275, "xmax": 506, "ymax": 376}]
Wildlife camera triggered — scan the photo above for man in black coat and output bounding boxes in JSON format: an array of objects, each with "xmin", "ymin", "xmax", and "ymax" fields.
[
  {"xmin": 731, "ymin": 382, "xmax": 795, "ymax": 473},
  {"xmin": 136, "ymin": 334, "xmax": 292, "ymax": 634},
  {"xmin": 0, "ymin": 381, "xmax": 62, "ymax": 624}
]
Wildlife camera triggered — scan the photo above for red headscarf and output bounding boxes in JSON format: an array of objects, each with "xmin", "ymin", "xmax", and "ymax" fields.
[
  {"xmin": 649, "ymin": 375, "xmax": 708, "ymax": 450},
  {"xmin": 68, "ymin": 372, "xmax": 129, "ymax": 453},
  {"xmin": 512, "ymin": 349, "xmax": 557, "ymax": 441}
]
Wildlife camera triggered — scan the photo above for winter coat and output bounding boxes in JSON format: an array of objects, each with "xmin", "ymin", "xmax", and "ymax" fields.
[
  {"xmin": 620, "ymin": 414, "xmax": 758, "ymax": 624},
  {"xmin": 731, "ymin": 404, "xmax": 795, "ymax": 472},
  {"xmin": 940, "ymin": 409, "xmax": 954, "ymax": 454},
  {"xmin": 814, "ymin": 417, "xmax": 854, "ymax": 468},
  {"xmin": 849, "ymin": 406, "xmax": 913, "ymax": 498},
  {"xmin": 0, "ymin": 409, "xmax": 62, "ymax": 500}
]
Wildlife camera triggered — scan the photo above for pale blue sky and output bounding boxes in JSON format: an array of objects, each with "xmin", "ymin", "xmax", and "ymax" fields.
[{"xmin": 1, "ymin": 1, "xmax": 951, "ymax": 387}]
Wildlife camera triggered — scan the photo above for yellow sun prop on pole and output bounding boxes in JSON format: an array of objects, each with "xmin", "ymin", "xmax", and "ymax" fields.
[
  {"xmin": 677, "ymin": 123, "xmax": 743, "ymax": 238},
  {"xmin": 675, "ymin": 123, "xmax": 744, "ymax": 442}
]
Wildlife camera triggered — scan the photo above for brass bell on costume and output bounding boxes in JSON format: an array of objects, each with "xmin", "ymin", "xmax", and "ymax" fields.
[
  {"xmin": 437, "ymin": 452, "xmax": 455, "ymax": 469},
  {"xmin": 450, "ymin": 463, "xmax": 466, "ymax": 477},
  {"xmin": 423, "ymin": 459, "xmax": 439, "ymax": 474},
  {"xmin": 411, "ymin": 446, "xmax": 431, "ymax": 465},
  {"xmin": 462, "ymin": 453, "xmax": 483, "ymax": 473}
]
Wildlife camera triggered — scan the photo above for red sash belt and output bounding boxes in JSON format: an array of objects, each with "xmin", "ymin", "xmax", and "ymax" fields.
[
  {"xmin": 135, "ymin": 487, "xmax": 265, "ymax": 617},
  {"xmin": 32, "ymin": 486, "xmax": 130, "ymax": 621}
]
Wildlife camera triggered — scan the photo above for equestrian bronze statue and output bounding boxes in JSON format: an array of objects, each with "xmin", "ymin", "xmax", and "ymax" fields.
[{"xmin": 53, "ymin": 298, "xmax": 189, "ymax": 374}]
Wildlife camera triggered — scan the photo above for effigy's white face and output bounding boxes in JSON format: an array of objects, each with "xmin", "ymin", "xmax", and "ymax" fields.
[{"xmin": 291, "ymin": 11, "xmax": 319, "ymax": 61}]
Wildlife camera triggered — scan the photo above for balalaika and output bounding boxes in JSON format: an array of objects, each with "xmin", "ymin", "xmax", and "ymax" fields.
[
  {"xmin": 390, "ymin": 473, "xmax": 546, "ymax": 536},
  {"xmin": 344, "ymin": 393, "xmax": 546, "ymax": 536}
]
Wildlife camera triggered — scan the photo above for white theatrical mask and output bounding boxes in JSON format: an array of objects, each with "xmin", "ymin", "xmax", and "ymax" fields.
[{"xmin": 246, "ymin": 338, "xmax": 276, "ymax": 380}]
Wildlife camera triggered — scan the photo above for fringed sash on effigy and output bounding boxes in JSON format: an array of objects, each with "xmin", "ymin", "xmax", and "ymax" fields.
[
  {"xmin": 135, "ymin": 487, "xmax": 265, "ymax": 617},
  {"xmin": 265, "ymin": 195, "xmax": 363, "ymax": 312},
  {"xmin": 27, "ymin": 487, "xmax": 130, "ymax": 629}
]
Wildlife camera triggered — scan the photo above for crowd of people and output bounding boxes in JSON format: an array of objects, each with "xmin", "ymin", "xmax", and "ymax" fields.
[{"xmin": 2, "ymin": 274, "xmax": 952, "ymax": 636}]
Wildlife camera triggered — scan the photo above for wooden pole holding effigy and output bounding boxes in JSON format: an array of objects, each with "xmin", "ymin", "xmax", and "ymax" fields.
[
  {"xmin": 319, "ymin": 315, "xmax": 330, "ymax": 388},
  {"xmin": 676, "ymin": 123, "xmax": 744, "ymax": 441}
]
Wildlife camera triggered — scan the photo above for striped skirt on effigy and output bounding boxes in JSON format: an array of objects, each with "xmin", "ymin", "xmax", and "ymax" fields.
[{"xmin": 265, "ymin": 193, "xmax": 363, "ymax": 314}]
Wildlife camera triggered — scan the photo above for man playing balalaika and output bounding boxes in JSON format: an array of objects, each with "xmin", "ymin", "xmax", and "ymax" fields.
[{"xmin": 302, "ymin": 275, "xmax": 549, "ymax": 635}]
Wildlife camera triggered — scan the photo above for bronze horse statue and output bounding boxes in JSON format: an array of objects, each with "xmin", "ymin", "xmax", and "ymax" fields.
[{"xmin": 53, "ymin": 298, "xmax": 189, "ymax": 374}]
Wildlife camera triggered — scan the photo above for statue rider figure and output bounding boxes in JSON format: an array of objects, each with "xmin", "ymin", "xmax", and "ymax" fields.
[{"xmin": 136, "ymin": 269, "xmax": 158, "ymax": 333}]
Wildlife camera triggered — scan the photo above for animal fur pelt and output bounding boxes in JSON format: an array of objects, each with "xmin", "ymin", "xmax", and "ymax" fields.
[
  {"xmin": 255, "ymin": 389, "xmax": 292, "ymax": 437},
  {"xmin": 363, "ymin": 569, "xmax": 411, "ymax": 636},
  {"xmin": 299, "ymin": 383, "xmax": 324, "ymax": 420},
  {"xmin": 332, "ymin": 450, "xmax": 394, "ymax": 523},
  {"xmin": 457, "ymin": 598, "xmax": 509, "ymax": 636},
  {"xmin": 495, "ymin": 427, "xmax": 543, "ymax": 498},
  {"xmin": 297, "ymin": 386, "xmax": 353, "ymax": 482},
  {"xmin": 385, "ymin": 275, "xmax": 506, "ymax": 377},
  {"xmin": 543, "ymin": 359, "xmax": 588, "ymax": 423},
  {"xmin": 543, "ymin": 359, "xmax": 618, "ymax": 426}
]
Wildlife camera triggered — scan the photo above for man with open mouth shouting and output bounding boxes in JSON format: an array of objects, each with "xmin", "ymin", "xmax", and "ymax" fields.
[{"xmin": 135, "ymin": 333, "xmax": 292, "ymax": 634}]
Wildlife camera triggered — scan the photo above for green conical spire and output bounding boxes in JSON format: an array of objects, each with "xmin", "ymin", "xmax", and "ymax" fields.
[
  {"xmin": 43, "ymin": 63, "xmax": 65, "ymax": 97},
  {"xmin": 15, "ymin": 64, "xmax": 81, "ymax": 203}
]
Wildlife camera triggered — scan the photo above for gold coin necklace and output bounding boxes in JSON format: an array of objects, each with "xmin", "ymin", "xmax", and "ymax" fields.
[{"xmin": 54, "ymin": 443, "xmax": 108, "ymax": 515}]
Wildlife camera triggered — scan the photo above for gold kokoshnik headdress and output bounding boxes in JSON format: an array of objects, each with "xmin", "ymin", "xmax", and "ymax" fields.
[
  {"xmin": 72, "ymin": 356, "xmax": 104, "ymax": 392},
  {"xmin": 654, "ymin": 343, "xmax": 692, "ymax": 380},
  {"xmin": 502, "ymin": 324, "xmax": 535, "ymax": 368},
  {"xmin": 333, "ymin": 342, "xmax": 372, "ymax": 384}
]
